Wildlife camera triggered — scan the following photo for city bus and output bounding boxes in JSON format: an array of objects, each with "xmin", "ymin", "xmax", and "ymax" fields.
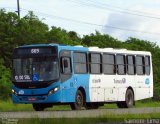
[{"xmin": 12, "ymin": 44, "xmax": 153, "ymax": 111}]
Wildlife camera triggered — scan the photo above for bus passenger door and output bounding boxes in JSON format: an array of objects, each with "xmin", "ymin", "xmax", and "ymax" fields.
[{"xmin": 60, "ymin": 50, "xmax": 74, "ymax": 103}]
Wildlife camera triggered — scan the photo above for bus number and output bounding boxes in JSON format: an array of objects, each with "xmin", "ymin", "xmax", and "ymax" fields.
[{"xmin": 31, "ymin": 49, "xmax": 39, "ymax": 54}]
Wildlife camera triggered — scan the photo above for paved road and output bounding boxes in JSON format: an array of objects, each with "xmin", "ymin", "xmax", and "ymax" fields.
[{"xmin": 0, "ymin": 107, "xmax": 160, "ymax": 118}]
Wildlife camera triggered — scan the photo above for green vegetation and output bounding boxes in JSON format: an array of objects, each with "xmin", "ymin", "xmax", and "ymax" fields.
[
  {"xmin": 0, "ymin": 100, "xmax": 32, "ymax": 111},
  {"xmin": 0, "ymin": 9, "xmax": 160, "ymax": 102},
  {"xmin": 1, "ymin": 100, "xmax": 160, "ymax": 123},
  {"xmin": 0, "ymin": 100, "xmax": 160, "ymax": 123},
  {"xmin": 0, "ymin": 99, "xmax": 160, "ymax": 111}
]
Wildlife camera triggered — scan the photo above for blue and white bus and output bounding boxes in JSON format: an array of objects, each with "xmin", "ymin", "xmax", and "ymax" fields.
[{"xmin": 12, "ymin": 44, "xmax": 153, "ymax": 111}]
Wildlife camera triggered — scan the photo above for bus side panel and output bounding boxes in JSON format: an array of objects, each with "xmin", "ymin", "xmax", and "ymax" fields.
[
  {"xmin": 89, "ymin": 75, "xmax": 137, "ymax": 102},
  {"xmin": 89, "ymin": 74, "xmax": 105, "ymax": 102},
  {"xmin": 103, "ymin": 75, "xmax": 118, "ymax": 102},
  {"xmin": 117, "ymin": 75, "xmax": 135, "ymax": 101},
  {"xmin": 89, "ymin": 75, "xmax": 119, "ymax": 102},
  {"xmin": 135, "ymin": 76, "xmax": 153, "ymax": 100},
  {"xmin": 117, "ymin": 88, "xmax": 126, "ymax": 101},
  {"xmin": 61, "ymin": 74, "xmax": 90, "ymax": 103}
]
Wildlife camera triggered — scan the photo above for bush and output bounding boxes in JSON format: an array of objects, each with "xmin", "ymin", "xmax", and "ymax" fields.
[{"xmin": 0, "ymin": 58, "xmax": 11, "ymax": 100}]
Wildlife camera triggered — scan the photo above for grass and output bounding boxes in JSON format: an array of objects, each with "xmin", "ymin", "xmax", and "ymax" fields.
[
  {"xmin": 1, "ymin": 100, "xmax": 160, "ymax": 123},
  {"xmin": 0, "ymin": 100, "xmax": 33, "ymax": 111},
  {"xmin": 100, "ymin": 100, "xmax": 160, "ymax": 109},
  {"xmin": 0, "ymin": 99, "xmax": 160, "ymax": 111},
  {"xmin": 136, "ymin": 100, "xmax": 160, "ymax": 108}
]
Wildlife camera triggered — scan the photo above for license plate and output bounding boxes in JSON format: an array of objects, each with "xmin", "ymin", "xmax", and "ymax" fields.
[{"xmin": 28, "ymin": 97, "xmax": 36, "ymax": 101}]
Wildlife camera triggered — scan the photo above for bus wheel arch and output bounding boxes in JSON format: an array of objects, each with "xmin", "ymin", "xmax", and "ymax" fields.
[
  {"xmin": 70, "ymin": 87, "xmax": 86, "ymax": 110},
  {"xmin": 125, "ymin": 87, "xmax": 135, "ymax": 108},
  {"xmin": 117, "ymin": 86, "xmax": 135, "ymax": 108},
  {"xmin": 78, "ymin": 87, "xmax": 86, "ymax": 102}
]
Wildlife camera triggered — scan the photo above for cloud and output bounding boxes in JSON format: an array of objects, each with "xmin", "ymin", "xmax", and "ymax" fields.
[
  {"xmin": 102, "ymin": 10, "xmax": 160, "ymax": 45},
  {"xmin": 1, "ymin": 0, "xmax": 160, "ymax": 45}
]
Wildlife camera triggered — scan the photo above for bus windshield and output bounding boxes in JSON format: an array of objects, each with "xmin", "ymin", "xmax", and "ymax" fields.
[{"xmin": 13, "ymin": 57, "xmax": 59, "ymax": 82}]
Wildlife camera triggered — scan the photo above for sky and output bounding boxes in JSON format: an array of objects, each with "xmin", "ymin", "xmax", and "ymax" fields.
[{"xmin": 1, "ymin": 0, "xmax": 160, "ymax": 45}]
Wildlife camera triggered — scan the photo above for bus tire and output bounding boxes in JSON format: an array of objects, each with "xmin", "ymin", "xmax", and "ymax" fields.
[
  {"xmin": 70, "ymin": 90, "xmax": 84, "ymax": 110},
  {"xmin": 124, "ymin": 89, "xmax": 134, "ymax": 108},
  {"xmin": 117, "ymin": 89, "xmax": 134, "ymax": 108},
  {"xmin": 32, "ymin": 103, "xmax": 45, "ymax": 111}
]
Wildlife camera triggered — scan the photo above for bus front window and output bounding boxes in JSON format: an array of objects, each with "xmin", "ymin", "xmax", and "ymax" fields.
[{"xmin": 13, "ymin": 57, "xmax": 59, "ymax": 82}]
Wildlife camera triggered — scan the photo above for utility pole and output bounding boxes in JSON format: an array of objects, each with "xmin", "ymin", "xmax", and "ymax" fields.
[{"xmin": 17, "ymin": 0, "xmax": 20, "ymax": 18}]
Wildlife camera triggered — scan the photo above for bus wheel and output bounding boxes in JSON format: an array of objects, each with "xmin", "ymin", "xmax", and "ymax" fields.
[
  {"xmin": 117, "ymin": 89, "xmax": 134, "ymax": 108},
  {"xmin": 32, "ymin": 103, "xmax": 45, "ymax": 111},
  {"xmin": 70, "ymin": 90, "xmax": 84, "ymax": 110},
  {"xmin": 125, "ymin": 89, "xmax": 134, "ymax": 108},
  {"xmin": 85, "ymin": 103, "xmax": 99, "ymax": 109}
]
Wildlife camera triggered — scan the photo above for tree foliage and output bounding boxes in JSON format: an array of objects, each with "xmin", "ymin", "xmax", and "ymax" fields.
[
  {"xmin": 0, "ymin": 9, "xmax": 160, "ymax": 100},
  {"xmin": 0, "ymin": 58, "xmax": 11, "ymax": 99},
  {"xmin": 82, "ymin": 31, "xmax": 122, "ymax": 48}
]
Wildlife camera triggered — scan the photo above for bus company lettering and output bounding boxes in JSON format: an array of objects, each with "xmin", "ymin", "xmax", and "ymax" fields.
[
  {"xmin": 114, "ymin": 78, "xmax": 126, "ymax": 84},
  {"xmin": 92, "ymin": 79, "xmax": 101, "ymax": 83}
]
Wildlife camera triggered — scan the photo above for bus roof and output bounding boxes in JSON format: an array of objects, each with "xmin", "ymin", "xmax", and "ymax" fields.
[
  {"xmin": 88, "ymin": 47, "xmax": 151, "ymax": 55},
  {"xmin": 17, "ymin": 44, "xmax": 151, "ymax": 55}
]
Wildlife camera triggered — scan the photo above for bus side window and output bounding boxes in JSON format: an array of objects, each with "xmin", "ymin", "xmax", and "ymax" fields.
[
  {"xmin": 61, "ymin": 57, "xmax": 72, "ymax": 74},
  {"xmin": 145, "ymin": 56, "xmax": 150, "ymax": 75},
  {"xmin": 127, "ymin": 55, "xmax": 135, "ymax": 75},
  {"xmin": 116, "ymin": 54, "xmax": 126, "ymax": 75},
  {"xmin": 89, "ymin": 53, "xmax": 102, "ymax": 74},
  {"xmin": 136, "ymin": 56, "xmax": 145, "ymax": 75},
  {"xmin": 103, "ymin": 54, "xmax": 116, "ymax": 75}
]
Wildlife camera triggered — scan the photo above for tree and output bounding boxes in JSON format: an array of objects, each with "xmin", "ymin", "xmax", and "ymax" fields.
[
  {"xmin": 0, "ymin": 58, "xmax": 11, "ymax": 99},
  {"xmin": 0, "ymin": 10, "xmax": 49, "ymax": 67},
  {"xmin": 0, "ymin": 9, "xmax": 20, "ymax": 67},
  {"xmin": 47, "ymin": 26, "xmax": 81, "ymax": 45},
  {"xmin": 82, "ymin": 31, "xmax": 122, "ymax": 48},
  {"xmin": 16, "ymin": 11, "xmax": 49, "ymax": 45}
]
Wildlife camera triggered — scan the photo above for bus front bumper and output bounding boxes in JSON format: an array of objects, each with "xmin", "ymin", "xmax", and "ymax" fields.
[{"xmin": 12, "ymin": 90, "xmax": 61, "ymax": 104}]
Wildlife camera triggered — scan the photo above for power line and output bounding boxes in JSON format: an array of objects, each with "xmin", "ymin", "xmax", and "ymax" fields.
[
  {"xmin": 66, "ymin": 0, "xmax": 160, "ymax": 20},
  {"xmin": 1, "ymin": 7, "xmax": 160, "ymax": 36},
  {"xmin": 87, "ymin": 0, "xmax": 160, "ymax": 17},
  {"xmin": 20, "ymin": 8, "xmax": 160, "ymax": 35}
]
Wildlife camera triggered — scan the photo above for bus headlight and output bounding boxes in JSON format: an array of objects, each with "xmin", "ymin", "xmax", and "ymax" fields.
[
  {"xmin": 12, "ymin": 89, "xmax": 18, "ymax": 96},
  {"xmin": 48, "ymin": 87, "xmax": 59, "ymax": 95}
]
